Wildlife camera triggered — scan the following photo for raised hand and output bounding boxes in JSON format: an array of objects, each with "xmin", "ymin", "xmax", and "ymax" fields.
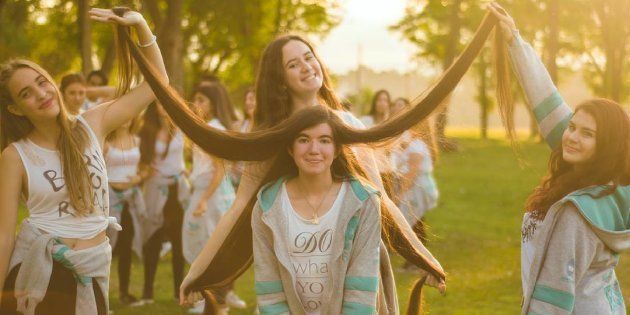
[
  {"xmin": 89, "ymin": 8, "xmax": 146, "ymax": 27},
  {"xmin": 487, "ymin": 2, "xmax": 517, "ymax": 44}
]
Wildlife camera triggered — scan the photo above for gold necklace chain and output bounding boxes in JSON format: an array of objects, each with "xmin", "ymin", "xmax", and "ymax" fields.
[{"xmin": 296, "ymin": 180, "xmax": 335, "ymax": 225}]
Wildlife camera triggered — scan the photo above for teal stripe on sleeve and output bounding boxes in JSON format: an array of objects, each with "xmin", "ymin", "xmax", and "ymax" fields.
[
  {"xmin": 544, "ymin": 115, "xmax": 571, "ymax": 149},
  {"xmin": 344, "ymin": 276, "xmax": 378, "ymax": 292},
  {"xmin": 532, "ymin": 284, "xmax": 575, "ymax": 312},
  {"xmin": 534, "ymin": 91, "xmax": 564, "ymax": 122},
  {"xmin": 342, "ymin": 301, "xmax": 376, "ymax": 314},
  {"xmin": 259, "ymin": 302, "xmax": 290, "ymax": 315},
  {"xmin": 255, "ymin": 280, "xmax": 284, "ymax": 295}
]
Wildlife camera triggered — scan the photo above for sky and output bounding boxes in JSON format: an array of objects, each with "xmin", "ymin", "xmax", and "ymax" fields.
[{"xmin": 315, "ymin": 0, "xmax": 419, "ymax": 74}]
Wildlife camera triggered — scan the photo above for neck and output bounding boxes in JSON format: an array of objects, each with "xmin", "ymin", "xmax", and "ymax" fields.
[
  {"xmin": 374, "ymin": 112, "xmax": 388, "ymax": 123},
  {"xmin": 290, "ymin": 92, "xmax": 319, "ymax": 113},
  {"xmin": 295, "ymin": 170, "xmax": 334, "ymax": 194}
]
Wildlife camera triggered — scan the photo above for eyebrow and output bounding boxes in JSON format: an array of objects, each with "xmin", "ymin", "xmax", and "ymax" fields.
[
  {"xmin": 284, "ymin": 51, "xmax": 313, "ymax": 67},
  {"xmin": 18, "ymin": 75, "xmax": 45, "ymax": 97},
  {"xmin": 569, "ymin": 121, "xmax": 597, "ymax": 133}
]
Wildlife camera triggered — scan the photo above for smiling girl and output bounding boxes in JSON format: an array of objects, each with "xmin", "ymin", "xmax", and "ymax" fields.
[
  {"xmin": 490, "ymin": 3, "xmax": 629, "ymax": 314},
  {"xmin": 0, "ymin": 7, "xmax": 167, "ymax": 314}
]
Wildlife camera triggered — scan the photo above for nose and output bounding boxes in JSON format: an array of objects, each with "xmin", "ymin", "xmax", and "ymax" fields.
[
  {"xmin": 300, "ymin": 60, "xmax": 313, "ymax": 73},
  {"xmin": 33, "ymin": 86, "xmax": 48, "ymax": 99},
  {"xmin": 308, "ymin": 141, "xmax": 320, "ymax": 154},
  {"xmin": 566, "ymin": 129, "xmax": 579, "ymax": 143}
]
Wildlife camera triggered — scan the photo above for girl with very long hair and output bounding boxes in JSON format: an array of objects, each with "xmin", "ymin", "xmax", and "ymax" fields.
[
  {"xmin": 0, "ymin": 7, "xmax": 167, "ymax": 314},
  {"xmin": 490, "ymin": 3, "xmax": 629, "ymax": 314},
  {"xmin": 119, "ymin": 11, "xmax": 510, "ymax": 314}
]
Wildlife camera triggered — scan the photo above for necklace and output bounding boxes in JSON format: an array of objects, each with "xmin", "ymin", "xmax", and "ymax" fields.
[{"xmin": 296, "ymin": 180, "xmax": 335, "ymax": 225}]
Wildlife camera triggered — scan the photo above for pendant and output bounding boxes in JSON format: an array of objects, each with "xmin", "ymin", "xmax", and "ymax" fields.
[{"xmin": 310, "ymin": 215, "xmax": 319, "ymax": 225}]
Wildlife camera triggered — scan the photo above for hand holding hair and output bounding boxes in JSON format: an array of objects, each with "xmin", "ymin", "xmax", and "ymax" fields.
[
  {"xmin": 88, "ymin": 7, "xmax": 146, "ymax": 27},
  {"xmin": 488, "ymin": 2, "xmax": 517, "ymax": 44}
]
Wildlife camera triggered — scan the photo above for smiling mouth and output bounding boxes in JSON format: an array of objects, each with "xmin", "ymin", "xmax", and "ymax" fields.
[
  {"xmin": 39, "ymin": 99, "xmax": 53, "ymax": 110},
  {"xmin": 302, "ymin": 73, "xmax": 317, "ymax": 82},
  {"xmin": 564, "ymin": 146, "xmax": 579, "ymax": 153}
]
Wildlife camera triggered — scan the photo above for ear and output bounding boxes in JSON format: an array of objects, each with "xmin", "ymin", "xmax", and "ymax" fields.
[
  {"xmin": 287, "ymin": 145, "xmax": 294, "ymax": 158},
  {"xmin": 7, "ymin": 104, "xmax": 25, "ymax": 117}
]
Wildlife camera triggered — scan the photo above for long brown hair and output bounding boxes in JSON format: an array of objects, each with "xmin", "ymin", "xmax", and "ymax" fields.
[
  {"xmin": 369, "ymin": 89, "xmax": 391, "ymax": 118},
  {"xmin": 525, "ymin": 99, "xmax": 629, "ymax": 219},
  {"xmin": 138, "ymin": 102, "xmax": 175, "ymax": 166},
  {"xmin": 191, "ymin": 83, "xmax": 235, "ymax": 130},
  {"xmin": 253, "ymin": 34, "xmax": 343, "ymax": 130},
  {"xmin": 117, "ymin": 11, "xmax": 509, "ymax": 313},
  {"xmin": 0, "ymin": 60, "xmax": 94, "ymax": 215}
]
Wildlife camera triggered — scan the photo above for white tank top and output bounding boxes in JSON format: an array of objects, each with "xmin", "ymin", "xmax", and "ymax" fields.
[
  {"xmin": 153, "ymin": 129, "xmax": 185, "ymax": 177},
  {"xmin": 12, "ymin": 116, "xmax": 111, "ymax": 239},
  {"xmin": 105, "ymin": 138, "xmax": 140, "ymax": 183},
  {"xmin": 189, "ymin": 119, "xmax": 225, "ymax": 183}
]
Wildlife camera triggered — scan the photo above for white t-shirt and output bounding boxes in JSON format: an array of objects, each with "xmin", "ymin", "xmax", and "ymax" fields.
[
  {"xmin": 190, "ymin": 119, "xmax": 225, "ymax": 183},
  {"xmin": 282, "ymin": 182, "xmax": 346, "ymax": 314}
]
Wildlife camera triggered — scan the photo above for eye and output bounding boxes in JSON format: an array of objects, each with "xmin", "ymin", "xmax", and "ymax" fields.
[
  {"xmin": 320, "ymin": 138, "xmax": 332, "ymax": 144},
  {"xmin": 582, "ymin": 131, "xmax": 594, "ymax": 138},
  {"xmin": 20, "ymin": 90, "xmax": 30, "ymax": 99},
  {"xmin": 297, "ymin": 137, "xmax": 309, "ymax": 144},
  {"xmin": 305, "ymin": 54, "xmax": 314, "ymax": 61},
  {"xmin": 568, "ymin": 124, "xmax": 576, "ymax": 132},
  {"xmin": 288, "ymin": 63, "xmax": 297, "ymax": 69}
]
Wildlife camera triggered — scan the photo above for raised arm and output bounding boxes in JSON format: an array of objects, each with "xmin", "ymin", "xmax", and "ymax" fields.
[
  {"xmin": 0, "ymin": 146, "xmax": 24, "ymax": 301},
  {"xmin": 83, "ymin": 8, "xmax": 168, "ymax": 144},
  {"xmin": 489, "ymin": 2, "xmax": 573, "ymax": 149}
]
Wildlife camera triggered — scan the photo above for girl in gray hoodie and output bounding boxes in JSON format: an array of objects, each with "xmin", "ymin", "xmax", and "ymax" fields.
[
  {"xmin": 251, "ymin": 106, "xmax": 395, "ymax": 314},
  {"xmin": 490, "ymin": 3, "xmax": 629, "ymax": 314}
]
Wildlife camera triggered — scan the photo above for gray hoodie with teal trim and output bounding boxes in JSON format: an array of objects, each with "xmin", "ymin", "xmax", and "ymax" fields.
[
  {"xmin": 252, "ymin": 177, "xmax": 397, "ymax": 314},
  {"xmin": 508, "ymin": 29, "xmax": 630, "ymax": 315}
]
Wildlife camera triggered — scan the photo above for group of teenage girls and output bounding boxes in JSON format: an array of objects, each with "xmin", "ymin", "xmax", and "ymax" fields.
[{"xmin": 0, "ymin": 3, "xmax": 627, "ymax": 315}]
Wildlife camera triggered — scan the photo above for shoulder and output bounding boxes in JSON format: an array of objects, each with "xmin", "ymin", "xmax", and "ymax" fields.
[
  {"xmin": 333, "ymin": 110, "xmax": 366, "ymax": 129},
  {"xmin": 1, "ymin": 145, "xmax": 20, "ymax": 163},
  {"xmin": 0, "ymin": 145, "xmax": 24, "ymax": 176},
  {"xmin": 209, "ymin": 119, "xmax": 227, "ymax": 131},
  {"xmin": 553, "ymin": 203, "xmax": 596, "ymax": 237}
]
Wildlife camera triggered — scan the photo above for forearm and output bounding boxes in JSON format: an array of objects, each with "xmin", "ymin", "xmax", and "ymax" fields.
[
  {"xmin": 86, "ymin": 86, "xmax": 116, "ymax": 101},
  {"xmin": 187, "ymin": 162, "xmax": 265, "ymax": 278},
  {"xmin": 135, "ymin": 21, "xmax": 167, "ymax": 81},
  {"xmin": 507, "ymin": 30, "xmax": 572, "ymax": 149},
  {"xmin": 198, "ymin": 164, "xmax": 225, "ymax": 203},
  {"xmin": 0, "ymin": 235, "xmax": 15, "ymax": 297}
]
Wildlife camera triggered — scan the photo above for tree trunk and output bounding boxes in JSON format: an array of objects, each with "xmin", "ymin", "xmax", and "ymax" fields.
[
  {"xmin": 101, "ymin": 40, "xmax": 116, "ymax": 77},
  {"xmin": 160, "ymin": 0, "xmax": 185, "ymax": 89},
  {"xmin": 78, "ymin": 0, "xmax": 92, "ymax": 74},
  {"xmin": 435, "ymin": 0, "xmax": 462, "ymax": 151},
  {"xmin": 478, "ymin": 59, "xmax": 489, "ymax": 139}
]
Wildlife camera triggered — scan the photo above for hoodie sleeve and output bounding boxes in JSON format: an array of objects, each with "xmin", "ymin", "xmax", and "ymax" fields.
[
  {"xmin": 526, "ymin": 204, "xmax": 599, "ymax": 314},
  {"xmin": 251, "ymin": 202, "xmax": 290, "ymax": 315},
  {"xmin": 507, "ymin": 30, "xmax": 573, "ymax": 150},
  {"xmin": 342, "ymin": 194, "xmax": 381, "ymax": 314}
]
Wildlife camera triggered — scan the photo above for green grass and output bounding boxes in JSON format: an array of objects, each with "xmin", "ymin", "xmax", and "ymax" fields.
[{"xmin": 18, "ymin": 135, "xmax": 630, "ymax": 314}]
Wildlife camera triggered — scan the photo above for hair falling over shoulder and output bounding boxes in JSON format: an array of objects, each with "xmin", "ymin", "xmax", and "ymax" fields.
[{"xmin": 115, "ymin": 9, "xmax": 514, "ymax": 314}]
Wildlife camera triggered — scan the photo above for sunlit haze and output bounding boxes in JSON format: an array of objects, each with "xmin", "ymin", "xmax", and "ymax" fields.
[{"xmin": 316, "ymin": 0, "xmax": 418, "ymax": 74}]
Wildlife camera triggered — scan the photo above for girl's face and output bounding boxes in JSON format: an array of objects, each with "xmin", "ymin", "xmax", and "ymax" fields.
[
  {"xmin": 562, "ymin": 110, "xmax": 597, "ymax": 164},
  {"xmin": 282, "ymin": 40, "xmax": 323, "ymax": 98},
  {"xmin": 193, "ymin": 92, "xmax": 212, "ymax": 118},
  {"xmin": 6, "ymin": 67, "xmax": 60, "ymax": 120},
  {"xmin": 375, "ymin": 92, "xmax": 390, "ymax": 115},
  {"xmin": 289, "ymin": 123, "xmax": 336, "ymax": 177},
  {"xmin": 244, "ymin": 91, "xmax": 256, "ymax": 117},
  {"xmin": 62, "ymin": 82, "xmax": 86, "ymax": 114},
  {"xmin": 391, "ymin": 99, "xmax": 407, "ymax": 116}
]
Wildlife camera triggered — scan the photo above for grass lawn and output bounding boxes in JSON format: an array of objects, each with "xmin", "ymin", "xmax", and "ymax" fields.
[{"xmin": 19, "ymin": 135, "xmax": 630, "ymax": 314}]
